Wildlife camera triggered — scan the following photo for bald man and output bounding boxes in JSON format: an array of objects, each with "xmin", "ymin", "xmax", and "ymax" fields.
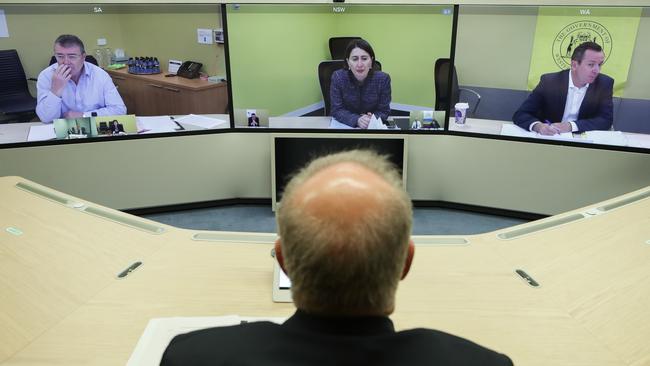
[{"xmin": 161, "ymin": 150, "xmax": 512, "ymax": 366}]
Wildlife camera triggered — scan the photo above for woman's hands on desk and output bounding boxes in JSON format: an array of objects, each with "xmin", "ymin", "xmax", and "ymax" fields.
[{"xmin": 357, "ymin": 113, "xmax": 372, "ymax": 129}]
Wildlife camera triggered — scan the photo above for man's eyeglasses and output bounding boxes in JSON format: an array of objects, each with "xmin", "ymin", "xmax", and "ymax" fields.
[{"xmin": 54, "ymin": 53, "xmax": 82, "ymax": 61}]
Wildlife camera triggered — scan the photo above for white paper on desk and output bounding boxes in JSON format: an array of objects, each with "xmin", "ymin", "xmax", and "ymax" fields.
[
  {"xmin": 329, "ymin": 118, "xmax": 353, "ymax": 129},
  {"xmin": 583, "ymin": 130, "xmax": 628, "ymax": 146},
  {"xmin": 136, "ymin": 116, "xmax": 178, "ymax": 134},
  {"xmin": 367, "ymin": 114, "xmax": 387, "ymax": 130},
  {"xmin": 0, "ymin": 10, "xmax": 9, "ymax": 38},
  {"xmin": 27, "ymin": 124, "xmax": 56, "ymax": 141},
  {"xmin": 329, "ymin": 116, "xmax": 387, "ymax": 129},
  {"xmin": 624, "ymin": 134, "xmax": 650, "ymax": 149},
  {"xmin": 127, "ymin": 315, "xmax": 286, "ymax": 366},
  {"xmin": 174, "ymin": 114, "xmax": 228, "ymax": 129},
  {"xmin": 500, "ymin": 124, "xmax": 574, "ymax": 141}
]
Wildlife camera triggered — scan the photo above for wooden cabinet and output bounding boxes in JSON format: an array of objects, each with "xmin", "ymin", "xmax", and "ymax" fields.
[
  {"xmin": 107, "ymin": 69, "xmax": 228, "ymax": 116},
  {"xmin": 109, "ymin": 73, "xmax": 136, "ymax": 113}
]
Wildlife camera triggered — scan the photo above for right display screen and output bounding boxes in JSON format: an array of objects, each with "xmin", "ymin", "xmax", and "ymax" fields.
[{"xmin": 451, "ymin": 5, "xmax": 650, "ymax": 151}]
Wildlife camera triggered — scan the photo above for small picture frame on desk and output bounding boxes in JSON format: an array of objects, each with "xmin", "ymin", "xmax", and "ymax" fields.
[
  {"xmin": 168, "ymin": 59, "xmax": 182, "ymax": 75},
  {"xmin": 214, "ymin": 28, "xmax": 224, "ymax": 44}
]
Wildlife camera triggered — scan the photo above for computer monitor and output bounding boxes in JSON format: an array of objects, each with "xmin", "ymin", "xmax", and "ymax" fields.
[{"xmin": 271, "ymin": 135, "xmax": 407, "ymax": 210}]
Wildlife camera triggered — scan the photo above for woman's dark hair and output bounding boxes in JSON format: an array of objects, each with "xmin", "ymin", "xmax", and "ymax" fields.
[{"xmin": 343, "ymin": 39, "xmax": 375, "ymax": 69}]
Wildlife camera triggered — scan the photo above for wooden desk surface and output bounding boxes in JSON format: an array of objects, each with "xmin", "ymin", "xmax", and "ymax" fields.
[
  {"xmin": 1, "ymin": 176, "xmax": 649, "ymax": 365},
  {"xmin": 106, "ymin": 68, "xmax": 226, "ymax": 92}
]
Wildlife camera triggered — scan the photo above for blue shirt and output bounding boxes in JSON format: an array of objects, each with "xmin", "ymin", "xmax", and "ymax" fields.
[
  {"xmin": 36, "ymin": 62, "xmax": 126, "ymax": 123},
  {"xmin": 330, "ymin": 69, "xmax": 391, "ymax": 127}
]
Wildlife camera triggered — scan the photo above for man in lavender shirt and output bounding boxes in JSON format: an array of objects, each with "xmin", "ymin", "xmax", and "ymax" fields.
[
  {"xmin": 36, "ymin": 34, "xmax": 126, "ymax": 123},
  {"xmin": 330, "ymin": 39, "xmax": 391, "ymax": 128}
]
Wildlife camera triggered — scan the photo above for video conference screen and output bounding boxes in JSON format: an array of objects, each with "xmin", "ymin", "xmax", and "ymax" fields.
[
  {"xmin": 0, "ymin": 3, "xmax": 228, "ymax": 145},
  {"xmin": 2, "ymin": 2, "xmax": 649, "ymax": 155},
  {"xmin": 226, "ymin": 4, "xmax": 453, "ymax": 131},
  {"xmin": 452, "ymin": 5, "xmax": 650, "ymax": 151}
]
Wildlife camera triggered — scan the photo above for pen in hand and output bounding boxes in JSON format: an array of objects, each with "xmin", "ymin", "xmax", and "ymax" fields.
[{"xmin": 543, "ymin": 120, "xmax": 560, "ymax": 135}]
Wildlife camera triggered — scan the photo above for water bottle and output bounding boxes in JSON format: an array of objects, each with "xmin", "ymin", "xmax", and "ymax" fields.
[
  {"xmin": 94, "ymin": 49, "xmax": 103, "ymax": 68},
  {"xmin": 104, "ymin": 48, "xmax": 112, "ymax": 67}
]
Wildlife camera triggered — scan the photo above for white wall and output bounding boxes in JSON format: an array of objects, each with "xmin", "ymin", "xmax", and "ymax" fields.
[{"xmin": 2, "ymin": 132, "xmax": 649, "ymax": 215}]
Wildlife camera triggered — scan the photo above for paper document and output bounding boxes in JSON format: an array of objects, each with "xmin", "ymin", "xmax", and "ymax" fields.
[
  {"xmin": 329, "ymin": 118, "xmax": 353, "ymax": 129},
  {"xmin": 136, "ymin": 116, "xmax": 179, "ymax": 134},
  {"xmin": 127, "ymin": 315, "xmax": 286, "ymax": 366},
  {"xmin": 174, "ymin": 114, "xmax": 228, "ymax": 129},
  {"xmin": 367, "ymin": 114, "xmax": 387, "ymax": 130},
  {"xmin": 0, "ymin": 10, "xmax": 9, "ymax": 38},
  {"xmin": 501, "ymin": 124, "xmax": 574, "ymax": 141},
  {"xmin": 329, "ymin": 115, "xmax": 387, "ymax": 129},
  {"xmin": 624, "ymin": 134, "xmax": 650, "ymax": 149},
  {"xmin": 582, "ymin": 130, "xmax": 628, "ymax": 146},
  {"xmin": 27, "ymin": 124, "xmax": 56, "ymax": 141}
]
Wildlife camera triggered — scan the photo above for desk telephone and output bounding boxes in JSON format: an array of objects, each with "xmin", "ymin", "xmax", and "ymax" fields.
[{"xmin": 177, "ymin": 61, "xmax": 202, "ymax": 79}]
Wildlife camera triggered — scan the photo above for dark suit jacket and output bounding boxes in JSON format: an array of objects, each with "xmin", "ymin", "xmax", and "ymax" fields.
[
  {"xmin": 247, "ymin": 116, "xmax": 259, "ymax": 126},
  {"xmin": 160, "ymin": 310, "xmax": 513, "ymax": 366},
  {"xmin": 512, "ymin": 69, "xmax": 614, "ymax": 132}
]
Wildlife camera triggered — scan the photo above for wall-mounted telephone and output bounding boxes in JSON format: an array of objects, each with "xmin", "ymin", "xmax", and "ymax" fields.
[{"xmin": 177, "ymin": 61, "xmax": 202, "ymax": 79}]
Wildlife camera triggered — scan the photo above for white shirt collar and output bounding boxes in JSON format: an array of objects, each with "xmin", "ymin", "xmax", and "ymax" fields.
[
  {"xmin": 81, "ymin": 61, "xmax": 91, "ymax": 77},
  {"xmin": 568, "ymin": 70, "xmax": 589, "ymax": 91}
]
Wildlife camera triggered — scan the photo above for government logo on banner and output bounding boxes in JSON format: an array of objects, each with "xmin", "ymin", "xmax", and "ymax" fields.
[
  {"xmin": 552, "ymin": 21, "xmax": 612, "ymax": 69},
  {"xmin": 527, "ymin": 7, "xmax": 641, "ymax": 96}
]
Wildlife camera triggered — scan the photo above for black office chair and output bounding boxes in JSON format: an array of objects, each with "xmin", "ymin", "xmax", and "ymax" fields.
[
  {"xmin": 434, "ymin": 58, "xmax": 481, "ymax": 116},
  {"xmin": 328, "ymin": 37, "xmax": 362, "ymax": 60},
  {"xmin": 0, "ymin": 49, "xmax": 37, "ymax": 123},
  {"xmin": 48, "ymin": 54, "xmax": 99, "ymax": 66},
  {"xmin": 318, "ymin": 60, "xmax": 383, "ymax": 116},
  {"xmin": 99, "ymin": 121, "xmax": 109, "ymax": 134}
]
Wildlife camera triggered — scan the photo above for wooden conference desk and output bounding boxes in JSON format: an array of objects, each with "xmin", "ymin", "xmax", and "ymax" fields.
[{"xmin": 1, "ymin": 176, "xmax": 649, "ymax": 365}]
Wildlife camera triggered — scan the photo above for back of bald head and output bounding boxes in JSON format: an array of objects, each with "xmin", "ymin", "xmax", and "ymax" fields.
[{"xmin": 276, "ymin": 150, "xmax": 412, "ymax": 316}]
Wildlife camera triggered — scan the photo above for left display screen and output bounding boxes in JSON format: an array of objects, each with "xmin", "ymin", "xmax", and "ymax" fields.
[{"xmin": 0, "ymin": 3, "xmax": 230, "ymax": 146}]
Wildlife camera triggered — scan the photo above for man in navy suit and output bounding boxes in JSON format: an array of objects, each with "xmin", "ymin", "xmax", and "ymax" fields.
[
  {"xmin": 161, "ymin": 150, "xmax": 512, "ymax": 366},
  {"xmin": 513, "ymin": 41, "xmax": 614, "ymax": 135}
]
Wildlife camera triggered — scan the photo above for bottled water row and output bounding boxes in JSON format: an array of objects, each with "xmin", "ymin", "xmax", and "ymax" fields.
[{"xmin": 127, "ymin": 57, "xmax": 161, "ymax": 74}]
